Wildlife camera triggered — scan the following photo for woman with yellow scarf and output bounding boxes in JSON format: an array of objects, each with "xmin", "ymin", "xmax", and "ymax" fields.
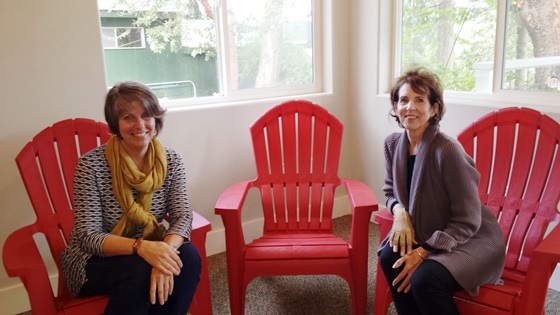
[{"xmin": 61, "ymin": 81, "xmax": 201, "ymax": 315}]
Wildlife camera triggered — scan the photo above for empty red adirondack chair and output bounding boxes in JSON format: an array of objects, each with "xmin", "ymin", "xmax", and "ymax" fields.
[
  {"xmin": 215, "ymin": 100, "xmax": 378, "ymax": 315},
  {"xmin": 3, "ymin": 118, "xmax": 213, "ymax": 315},
  {"xmin": 374, "ymin": 107, "xmax": 560, "ymax": 315}
]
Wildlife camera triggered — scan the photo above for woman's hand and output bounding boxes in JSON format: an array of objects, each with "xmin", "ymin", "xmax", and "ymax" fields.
[
  {"xmin": 389, "ymin": 205, "xmax": 417, "ymax": 256},
  {"xmin": 150, "ymin": 267, "xmax": 174, "ymax": 305},
  {"xmin": 391, "ymin": 249, "xmax": 425, "ymax": 293},
  {"xmin": 137, "ymin": 241, "xmax": 183, "ymax": 276}
]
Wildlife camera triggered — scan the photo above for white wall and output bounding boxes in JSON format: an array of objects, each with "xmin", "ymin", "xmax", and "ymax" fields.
[{"xmin": 0, "ymin": 1, "xmax": 108, "ymax": 313}]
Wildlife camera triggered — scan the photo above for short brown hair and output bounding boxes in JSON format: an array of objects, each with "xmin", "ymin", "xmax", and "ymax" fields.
[
  {"xmin": 389, "ymin": 65, "xmax": 446, "ymax": 128},
  {"xmin": 104, "ymin": 81, "xmax": 166, "ymax": 138}
]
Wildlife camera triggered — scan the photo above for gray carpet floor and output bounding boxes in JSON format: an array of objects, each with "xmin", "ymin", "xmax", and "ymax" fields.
[{"xmin": 16, "ymin": 215, "xmax": 560, "ymax": 314}]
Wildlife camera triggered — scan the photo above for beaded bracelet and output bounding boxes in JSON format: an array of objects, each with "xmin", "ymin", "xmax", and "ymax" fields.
[{"xmin": 133, "ymin": 237, "xmax": 144, "ymax": 255}]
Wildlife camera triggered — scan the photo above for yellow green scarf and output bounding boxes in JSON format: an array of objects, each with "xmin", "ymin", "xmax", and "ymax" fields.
[{"xmin": 105, "ymin": 136, "xmax": 167, "ymax": 241}]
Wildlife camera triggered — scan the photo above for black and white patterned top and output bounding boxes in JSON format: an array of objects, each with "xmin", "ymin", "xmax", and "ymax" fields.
[{"xmin": 60, "ymin": 144, "xmax": 193, "ymax": 296}]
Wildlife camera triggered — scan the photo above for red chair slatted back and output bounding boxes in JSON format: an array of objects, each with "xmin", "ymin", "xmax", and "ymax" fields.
[
  {"xmin": 15, "ymin": 118, "xmax": 111, "ymax": 297},
  {"xmin": 458, "ymin": 107, "xmax": 560, "ymax": 277},
  {"xmin": 249, "ymin": 100, "xmax": 343, "ymax": 233}
]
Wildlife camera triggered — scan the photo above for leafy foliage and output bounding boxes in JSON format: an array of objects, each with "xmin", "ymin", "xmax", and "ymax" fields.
[
  {"xmin": 401, "ymin": 0, "xmax": 559, "ymax": 93},
  {"xmin": 401, "ymin": 0, "xmax": 497, "ymax": 92}
]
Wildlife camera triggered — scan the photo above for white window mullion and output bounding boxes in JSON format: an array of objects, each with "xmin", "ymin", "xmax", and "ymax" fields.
[
  {"xmin": 492, "ymin": 0, "xmax": 508, "ymax": 93},
  {"xmin": 215, "ymin": 0, "xmax": 230, "ymax": 97},
  {"xmin": 392, "ymin": 0, "xmax": 403, "ymax": 81},
  {"xmin": 311, "ymin": 0, "xmax": 323, "ymax": 92}
]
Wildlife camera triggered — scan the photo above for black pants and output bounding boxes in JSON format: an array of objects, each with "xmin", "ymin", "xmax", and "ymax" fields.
[
  {"xmin": 379, "ymin": 245, "xmax": 463, "ymax": 315},
  {"xmin": 80, "ymin": 242, "xmax": 201, "ymax": 315}
]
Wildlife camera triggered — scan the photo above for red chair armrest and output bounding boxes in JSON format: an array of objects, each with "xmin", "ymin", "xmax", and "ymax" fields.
[
  {"xmin": 515, "ymin": 223, "xmax": 560, "ymax": 315},
  {"xmin": 341, "ymin": 179, "xmax": 378, "ymax": 247},
  {"xmin": 189, "ymin": 211, "xmax": 212, "ymax": 315},
  {"xmin": 2, "ymin": 225, "xmax": 59, "ymax": 313},
  {"xmin": 533, "ymin": 222, "xmax": 560, "ymax": 259},
  {"xmin": 192, "ymin": 211, "xmax": 211, "ymax": 233},
  {"xmin": 3, "ymin": 225, "xmax": 46, "ymax": 279},
  {"xmin": 214, "ymin": 180, "xmax": 253, "ymax": 254},
  {"xmin": 374, "ymin": 208, "xmax": 394, "ymax": 241},
  {"xmin": 214, "ymin": 180, "xmax": 253, "ymax": 214},
  {"xmin": 342, "ymin": 179, "xmax": 379, "ymax": 213},
  {"xmin": 341, "ymin": 178, "xmax": 378, "ymax": 311}
]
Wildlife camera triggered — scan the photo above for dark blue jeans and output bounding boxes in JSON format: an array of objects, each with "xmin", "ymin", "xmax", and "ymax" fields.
[
  {"xmin": 80, "ymin": 242, "xmax": 201, "ymax": 315},
  {"xmin": 379, "ymin": 244, "xmax": 462, "ymax": 315}
]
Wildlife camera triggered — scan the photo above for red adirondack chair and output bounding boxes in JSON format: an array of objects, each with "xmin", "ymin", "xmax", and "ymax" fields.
[
  {"xmin": 3, "ymin": 118, "xmax": 213, "ymax": 315},
  {"xmin": 215, "ymin": 100, "xmax": 378, "ymax": 315},
  {"xmin": 374, "ymin": 107, "xmax": 560, "ymax": 315}
]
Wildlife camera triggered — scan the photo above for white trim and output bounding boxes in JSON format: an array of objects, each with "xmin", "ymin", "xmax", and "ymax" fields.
[{"xmin": 492, "ymin": 0, "xmax": 507, "ymax": 94}]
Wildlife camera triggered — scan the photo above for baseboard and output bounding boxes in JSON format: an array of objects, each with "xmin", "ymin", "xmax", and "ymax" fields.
[
  {"xmin": 0, "ymin": 281, "xmax": 32, "ymax": 314},
  {"xmin": 550, "ymin": 266, "xmax": 560, "ymax": 292}
]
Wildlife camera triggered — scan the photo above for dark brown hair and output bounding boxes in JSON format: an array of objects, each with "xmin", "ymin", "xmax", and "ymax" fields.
[
  {"xmin": 389, "ymin": 65, "xmax": 446, "ymax": 128},
  {"xmin": 104, "ymin": 81, "xmax": 166, "ymax": 138}
]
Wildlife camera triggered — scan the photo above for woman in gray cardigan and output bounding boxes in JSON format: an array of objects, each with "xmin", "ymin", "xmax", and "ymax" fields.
[{"xmin": 378, "ymin": 66, "xmax": 505, "ymax": 315}]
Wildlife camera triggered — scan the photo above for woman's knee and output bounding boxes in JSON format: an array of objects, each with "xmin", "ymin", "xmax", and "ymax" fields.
[
  {"xmin": 178, "ymin": 242, "xmax": 202, "ymax": 275},
  {"xmin": 379, "ymin": 245, "xmax": 400, "ymax": 272},
  {"xmin": 124, "ymin": 256, "xmax": 153, "ymax": 285},
  {"xmin": 410, "ymin": 260, "xmax": 456, "ymax": 293}
]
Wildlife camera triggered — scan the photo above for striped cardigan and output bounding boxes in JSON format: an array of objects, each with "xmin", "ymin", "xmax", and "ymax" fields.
[
  {"xmin": 60, "ymin": 145, "xmax": 193, "ymax": 296},
  {"xmin": 379, "ymin": 124, "xmax": 505, "ymax": 296}
]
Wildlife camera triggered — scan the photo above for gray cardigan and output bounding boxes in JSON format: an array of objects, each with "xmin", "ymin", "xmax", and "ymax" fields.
[{"xmin": 379, "ymin": 124, "xmax": 505, "ymax": 296}]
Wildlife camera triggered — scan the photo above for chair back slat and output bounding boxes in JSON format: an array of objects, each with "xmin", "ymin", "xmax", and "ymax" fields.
[
  {"xmin": 250, "ymin": 100, "xmax": 343, "ymax": 233},
  {"xmin": 458, "ymin": 107, "xmax": 560, "ymax": 276},
  {"xmin": 52, "ymin": 120, "xmax": 80, "ymax": 198}
]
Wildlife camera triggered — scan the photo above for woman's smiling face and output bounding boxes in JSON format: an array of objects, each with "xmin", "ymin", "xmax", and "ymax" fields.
[
  {"xmin": 395, "ymin": 83, "xmax": 438, "ymax": 136},
  {"xmin": 118, "ymin": 101, "xmax": 156, "ymax": 155}
]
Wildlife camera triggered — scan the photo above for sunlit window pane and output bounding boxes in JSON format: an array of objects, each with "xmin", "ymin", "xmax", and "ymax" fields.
[
  {"xmin": 503, "ymin": 0, "xmax": 560, "ymax": 93},
  {"xmin": 400, "ymin": 0, "xmax": 496, "ymax": 92},
  {"xmin": 101, "ymin": 27, "xmax": 145, "ymax": 49},
  {"xmin": 227, "ymin": 0, "xmax": 314, "ymax": 90}
]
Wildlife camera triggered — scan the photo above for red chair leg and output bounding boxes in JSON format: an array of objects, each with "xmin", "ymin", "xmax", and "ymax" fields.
[
  {"xmin": 374, "ymin": 257, "xmax": 391, "ymax": 315},
  {"xmin": 189, "ymin": 212, "xmax": 212, "ymax": 315}
]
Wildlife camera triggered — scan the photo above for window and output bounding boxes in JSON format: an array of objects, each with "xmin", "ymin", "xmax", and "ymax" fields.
[
  {"xmin": 101, "ymin": 27, "xmax": 145, "ymax": 49},
  {"xmin": 396, "ymin": 0, "xmax": 560, "ymax": 95},
  {"xmin": 97, "ymin": 0, "xmax": 319, "ymax": 104}
]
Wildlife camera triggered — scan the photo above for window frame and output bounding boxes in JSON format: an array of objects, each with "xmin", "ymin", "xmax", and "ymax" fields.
[
  {"xmin": 379, "ymin": 1, "xmax": 559, "ymax": 113},
  {"xmin": 101, "ymin": 26, "xmax": 145, "ymax": 50}
]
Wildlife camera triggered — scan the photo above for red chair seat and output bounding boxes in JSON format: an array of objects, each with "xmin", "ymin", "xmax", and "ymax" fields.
[
  {"xmin": 246, "ymin": 235, "xmax": 350, "ymax": 260},
  {"xmin": 54, "ymin": 296, "xmax": 108, "ymax": 315},
  {"xmin": 454, "ymin": 279, "xmax": 523, "ymax": 312}
]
